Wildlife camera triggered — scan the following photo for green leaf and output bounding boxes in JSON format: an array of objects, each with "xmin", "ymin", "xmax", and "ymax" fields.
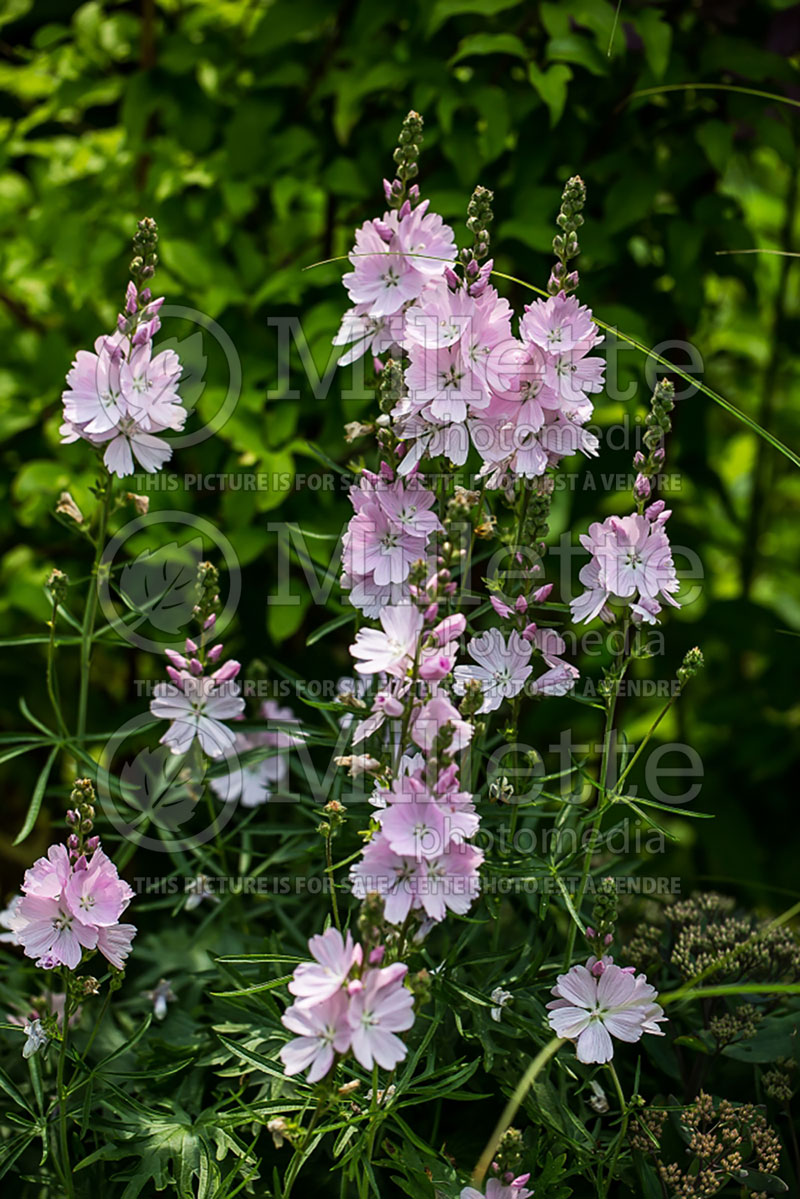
[
  {"xmin": 306, "ymin": 610, "xmax": 354, "ymax": 647},
  {"xmin": 451, "ymin": 33, "xmax": 528, "ymax": 64},
  {"xmin": 636, "ymin": 9, "xmax": 672, "ymax": 79},
  {"xmin": 14, "ymin": 744, "xmax": 58, "ymax": 845},
  {"xmin": 427, "ymin": 0, "xmax": 523, "ymax": 37},
  {"xmin": 528, "ymin": 63, "xmax": 572, "ymax": 126}
]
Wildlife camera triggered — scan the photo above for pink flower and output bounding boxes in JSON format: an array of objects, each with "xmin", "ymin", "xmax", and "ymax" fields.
[
  {"xmin": 520, "ymin": 292, "xmax": 600, "ymax": 355},
  {"xmin": 350, "ymin": 834, "xmax": 483, "ymax": 925},
  {"xmin": 411, "ymin": 695, "xmax": 473, "ymax": 753},
  {"xmin": 348, "ymin": 962, "xmax": 415, "ymax": 1070},
  {"xmin": 280, "ymin": 991, "xmax": 352, "ymax": 1083},
  {"xmin": 350, "ymin": 604, "xmax": 423, "ymax": 677},
  {"xmin": 61, "ymin": 320, "xmax": 188, "ymax": 478},
  {"xmin": 150, "ymin": 671, "xmax": 245, "ymax": 758},
  {"xmin": 546, "ymin": 960, "xmax": 666, "ymax": 1063},
  {"xmin": 288, "ymin": 928, "xmax": 363, "ymax": 1009},
  {"xmin": 22, "ymin": 844, "xmax": 71, "ymax": 898},
  {"xmin": 64, "ymin": 848, "xmax": 134, "ymax": 927},
  {"xmin": 453, "ymin": 628, "xmax": 532, "ymax": 713},
  {"xmin": 11, "ymin": 839, "xmax": 136, "ymax": 972},
  {"xmin": 11, "ymin": 895, "xmax": 98, "ymax": 970},
  {"xmin": 343, "ymin": 203, "xmax": 454, "ymax": 321},
  {"xmin": 346, "ymin": 501, "xmax": 428, "ymax": 585},
  {"xmin": 432, "ymin": 613, "xmax": 466, "ymax": 644},
  {"xmin": 460, "ymin": 1177, "xmax": 533, "ymax": 1199},
  {"xmin": 570, "ymin": 508, "xmax": 680, "ymax": 625},
  {"xmin": 96, "ymin": 922, "xmax": 136, "ymax": 969}
]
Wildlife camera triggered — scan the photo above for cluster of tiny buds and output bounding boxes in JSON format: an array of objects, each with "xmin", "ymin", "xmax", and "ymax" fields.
[
  {"xmin": 408, "ymin": 558, "xmax": 458, "ymax": 603},
  {"xmin": 549, "ymin": 175, "xmax": 585, "ymax": 295},
  {"xmin": 587, "ymin": 877, "xmax": 618, "ymax": 951},
  {"xmin": 491, "ymin": 1127, "xmax": 527, "ymax": 1179},
  {"xmin": 193, "ymin": 561, "xmax": 221, "ymax": 624},
  {"xmin": 384, "ymin": 110, "xmax": 424, "ymax": 206},
  {"xmin": 462, "ymin": 184, "xmax": 494, "ymax": 262},
  {"xmin": 633, "ymin": 378, "xmax": 675, "ymax": 506},
  {"xmin": 130, "ymin": 215, "xmax": 158, "ymax": 284},
  {"xmin": 66, "ymin": 778, "xmax": 99, "ymax": 854},
  {"xmin": 317, "ymin": 799, "xmax": 347, "ymax": 838},
  {"xmin": 677, "ymin": 646, "xmax": 704, "ymax": 689}
]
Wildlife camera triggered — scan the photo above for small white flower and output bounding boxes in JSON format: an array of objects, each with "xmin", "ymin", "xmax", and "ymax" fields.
[
  {"xmin": 185, "ymin": 875, "xmax": 219, "ymax": 911},
  {"xmin": 145, "ymin": 978, "xmax": 176, "ymax": 1020},
  {"xmin": 489, "ymin": 986, "xmax": 513, "ymax": 1022},
  {"xmin": 22, "ymin": 1019, "xmax": 48, "ymax": 1059}
]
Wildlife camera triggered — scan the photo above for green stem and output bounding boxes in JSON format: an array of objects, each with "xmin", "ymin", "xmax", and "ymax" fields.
[
  {"xmin": 283, "ymin": 1097, "xmax": 325, "ymax": 1199},
  {"xmin": 77, "ymin": 473, "xmax": 114, "ymax": 740},
  {"xmin": 55, "ymin": 980, "xmax": 76, "ymax": 1199},
  {"xmin": 602, "ymin": 1062, "xmax": 629, "ymax": 1198},
  {"xmin": 471, "ymin": 1037, "xmax": 564, "ymax": 1187},
  {"xmin": 325, "ymin": 827, "xmax": 342, "ymax": 932},
  {"xmin": 358, "ymin": 1063, "xmax": 381, "ymax": 1199},
  {"xmin": 46, "ymin": 596, "xmax": 69, "ymax": 739},
  {"xmin": 563, "ymin": 626, "xmax": 630, "ymax": 969}
]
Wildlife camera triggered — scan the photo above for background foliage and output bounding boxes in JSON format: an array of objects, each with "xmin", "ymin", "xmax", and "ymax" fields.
[{"xmin": 0, "ymin": 1, "xmax": 799, "ymax": 1194}]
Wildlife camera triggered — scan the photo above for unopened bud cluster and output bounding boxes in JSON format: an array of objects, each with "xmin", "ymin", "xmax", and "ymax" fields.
[
  {"xmin": 385, "ymin": 111, "xmax": 424, "ymax": 208},
  {"xmin": 193, "ymin": 561, "xmax": 221, "ymax": 624},
  {"xmin": 66, "ymin": 778, "xmax": 98, "ymax": 854},
  {"xmin": 677, "ymin": 646, "xmax": 704, "ymax": 689},
  {"xmin": 633, "ymin": 379, "xmax": 675, "ymax": 506},
  {"xmin": 548, "ymin": 175, "xmax": 585, "ymax": 295},
  {"xmin": 130, "ymin": 216, "xmax": 158, "ymax": 284}
]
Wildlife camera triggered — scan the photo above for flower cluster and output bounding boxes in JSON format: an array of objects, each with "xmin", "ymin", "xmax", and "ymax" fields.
[
  {"xmin": 351, "ymin": 765, "xmax": 483, "ymax": 926},
  {"xmin": 279, "ymin": 927, "xmax": 415, "ymax": 1082},
  {"xmin": 9, "ymin": 840, "xmax": 135, "ymax": 972},
  {"xmin": 150, "ymin": 619, "xmax": 245, "ymax": 759},
  {"xmin": 60, "ymin": 221, "xmax": 187, "ymax": 477},
  {"xmin": 454, "ymin": 597, "xmax": 578, "ymax": 711},
  {"xmin": 546, "ymin": 955, "xmax": 665, "ymax": 1063},
  {"xmin": 342, "ymin": 465, "xmax": 442, "ymax": 616},
  {"xmin": 570, "ymin": 502, "xmax": 680, "ymax": 625},
  {"xmin": 345, "ymin": 602, "xmax": 484, "ymax": 929}
]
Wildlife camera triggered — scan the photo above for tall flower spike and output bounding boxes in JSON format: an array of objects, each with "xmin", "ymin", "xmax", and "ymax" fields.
[
  {"xmin": 386, "ymin": 111, "xmax": 425, "ymax": 209},
  {"xmin": 633, "ymin": 378, "xmax": 675, "ymax": 510},
  {"xmin": 461, "ymin": 185, "xmax": 494, "ymax": 266},
  {"xmin": 548, "ymin": 175, "xmax": 585, "ymax": 296},
  {"xmin": 130, "ymin": 216, "xmax": 159, "ymax": 286}
]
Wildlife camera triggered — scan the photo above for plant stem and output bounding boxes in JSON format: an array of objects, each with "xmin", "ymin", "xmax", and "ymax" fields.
[
  {"xmin": 602, "ymin": 1062, "xmax": 629, "ymax": 1198},
  {"xmin": 325, "ymin": 826, "xmax": 342, "ymax": 931},
  {"xmin": 471, "ymin": 1037, "xmax": 564, "ymax": 1187},
  {"xmin": 46, "ymin": 596, "xmax": 69, "ymax": 738},
  {"xmin": 55, "ymin": 979, "xmax": 76, "ymax": 1199},
  {"xmin": 563, "ymin": 625, "xmax": 630, "ymax": 969},
  {"xmin": 360, "ymin": 1062, "xmax": 381, "ymax": 1199},
  {"xmin": 77, "ymin": 472, "xmax": 114, "ymax": 740}
]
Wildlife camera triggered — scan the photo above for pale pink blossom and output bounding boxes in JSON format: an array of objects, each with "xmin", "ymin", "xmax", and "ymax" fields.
[
  {"xmin": 150, "ymin": 673, "xmax": 245, "ymax": 758},
  {"xmin": 570, "ymin": 507, "xmax": 680, "ymax": 625},
  {"xmin": 350, "ymin": 605, "xmax": 423, "ymax": 677},
  {"xmin": 460, "ymin": 1176, "xmax": 533, "ymax": 1199},
  {"xmin": 280, "ymin": 991, "xmax": 352, "ymax": 1083},
  {"xmin": 546, "ymin": 960, "xmax": 666, "ymax": 1063},
  {"xmin": 453, "ymin": 628, "xmax": 532, "ymax": 712},
  {"xmin": 411, "ymin": 695, "xmax": 473, "ymax": 753},
  {"xmin": 288, "ymin": 928, "xmax": 363, "ymax": 1009},
  {"xmin": 348, "ymin": 962, "xmax": 415, "ymax": 1070}
]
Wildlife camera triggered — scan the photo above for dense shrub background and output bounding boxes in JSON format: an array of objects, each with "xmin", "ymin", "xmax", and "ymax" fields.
[
  {"xmin": 1, "ymin": 3, "xmax": 800, "ymax": 1196},
  {"xmin": 1, "ymin": 0, "xmax": 798, "ymax": 899}
]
